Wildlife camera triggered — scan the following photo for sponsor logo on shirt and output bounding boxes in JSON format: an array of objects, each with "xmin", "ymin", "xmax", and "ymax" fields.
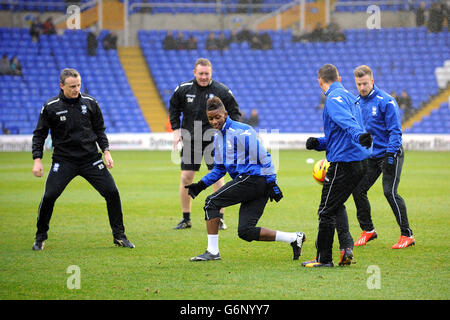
[
  {"xmin": 372, "ymin": 106, "xmax": 377, "ymax": 116},
  {"xmin": 186, "ymin": 94, "xmax": 195, "ymax": 103}
]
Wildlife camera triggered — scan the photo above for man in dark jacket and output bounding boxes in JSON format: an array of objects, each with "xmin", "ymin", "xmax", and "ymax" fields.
[
  {"xmin": 87, "ymin": 30, "xmax": 97, "ymax": 56},
  {"xmin": 427, "ymin": 2, "xmax": 445, "ymax": 32},
  {"xmin": 163, "ymin": 31, "xmax": 177, "ymax": 50},
  {"xmin": 31, "ymin": 68, "xmax": 134, "ymax": 250},
  {"xmin": 416, "ymin": 1, "xmax": 427, "ymax": 27},
  {"xmin": 169, "ymin": 58, "xmax": 241, "ymax": 230},
  {"xmin": 103, "ymin": 31, "xmax": 118, "ymax": 50}
]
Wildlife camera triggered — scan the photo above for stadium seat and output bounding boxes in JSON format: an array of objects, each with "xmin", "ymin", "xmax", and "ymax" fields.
[
  {"xmin": 140, "ymin": 27, "xmax": 448, "ymax": 133},
  {"xmin": 1, "ymin": 26, "xmax": 448, "ymax": 134},
  {"xmin": 0, "ymin": 27, "xmax": 149, "ymax": 134}
]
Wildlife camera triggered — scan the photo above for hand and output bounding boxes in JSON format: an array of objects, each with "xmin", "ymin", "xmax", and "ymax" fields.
[
  {"xmin": 32, "ymin": 158, "xmax": 43, "ymax": 177},
  {"xmin": 173, "ymin": 129, "xmax": 183, "ymax": 150},
  {"xmin": 306, "ymin": 137, "xmax": 319, "ymax": 150},
  {"xmin": 267, "ymin": 181, "xmax": 283, "ymax": 202},
  {"xmin": 383, "ymin": 152, "xmax": 396, "ymax": 174},
  {"xmin": 185, "ymin": 180, "xmax": 207, "ymax": 199},
  {"xmin": 104, "ymin": 150, "xmax": 114, "ymax": 169},
  {"xmin": 359, "ymin": 133, "xmax": 373, "ymax": 149}
]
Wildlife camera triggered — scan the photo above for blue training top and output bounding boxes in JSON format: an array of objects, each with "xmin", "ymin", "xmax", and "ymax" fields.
[
  {"xmin": 201, "ymin": 117, "xmax": 277, "ymax": 186},
  {"xmin": 316, "ymin": 81, "xmax": 372, "ymax": 162},
  {"xmin": 357, "ymin": 84, "xmax": 402, "ymax": 158}
]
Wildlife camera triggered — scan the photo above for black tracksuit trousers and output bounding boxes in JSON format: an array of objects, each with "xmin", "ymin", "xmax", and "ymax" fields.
[
  {"xmin": 204, "ymin": 175, "xmax": 268, "ymax": 242},
  {"xmin": 352, "ymin": 147, "xmax": 412, "ymax": 237},
  {"xmin": 35, "ymin": 158, "xmax": 125, "ymax": 241},
  {"xmin": 316, "ymin": 160, "xmax": 366, "ymax": 264}
]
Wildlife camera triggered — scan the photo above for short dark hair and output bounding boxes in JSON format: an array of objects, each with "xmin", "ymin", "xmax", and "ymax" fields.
[
  {"xmin": 60, "ymin": 68, "xmax": 80, "ymax": 85},
  {"xmin": 206, "ymin": 96, "xmax": 225, "ymax": 112},
  {"xmin": 318, "ymin": 64, "xmax": 339, "ymax": 83}
]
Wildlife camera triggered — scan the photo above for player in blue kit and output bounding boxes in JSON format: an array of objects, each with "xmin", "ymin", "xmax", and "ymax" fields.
[
  {"xmin": 304, "ymin": 64, "xmax": 372, "ymax": 267},
  {"xmin": 185, "ymin": 97, "xmax": 306, "ymax": 261},
  {"xmin": 352, "ymin": 65, "xmax": 414, "ymax": 249}
]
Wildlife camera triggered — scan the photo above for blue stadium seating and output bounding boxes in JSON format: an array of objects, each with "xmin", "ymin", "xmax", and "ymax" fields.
[
  {"xmin": 0, "ymin": 28, "xmax": 149, "ymax": 134},
  {"xmin": 0, "ymin": 0, "xmax": 93, "ymax": 13},
  {"xmin": 141, "ymin": 27, "xmax": 449, "ymax": 133},
  {"xmin": 1, "ymin": 26, "xmax": 448, "ymax": 135},
  {"xmin": 0, "ymin": 0, "xmax": 436, "ymax": 14},
  {"xmin": 405, "ymin": 102, "xmax": 450, "ymax": 134}
]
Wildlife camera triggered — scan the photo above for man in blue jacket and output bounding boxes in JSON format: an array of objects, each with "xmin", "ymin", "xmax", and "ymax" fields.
[
  {"xmin": 185, "ymin": 97, "xmax": 306, "ymax": 261},
  {"xmin": 304, "ymin": 64, "xmax": 372, "ymax": 267},
  {"xmin": 352, "ymin": 65, "xmax": 414, "ymax": 249}
]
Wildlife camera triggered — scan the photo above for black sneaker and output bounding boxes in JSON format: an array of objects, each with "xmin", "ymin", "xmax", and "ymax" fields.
[
  {"xmin": 174, "ymin": 219, "xmax": 192, "ymax": 230},
  {"xmin": 114, "ymin": 237, "xmax": 135, "ymax": 248},
  {"xmin": 219, "ymin": 218, "xmax": 228, "ymax": 230},
  {"xmin": 338, "ymin": 248, "xmax": 354, "ymax": 266},
  {"xmin": 32, "ymin": 240, "xmax": 45, "ymax": 251},
  {"xmin": 301, "ymin": 257, "xmax": 317, "ymax": 267},
  {"xmin": 303, "ymin": 261, "xmax": 334, "ymax": 268},
  {"xmin": 190, "ymin": 250, "xmax": 221, "ymax": 261},
  {"xmin": 290, "ymin": 232, "xmax": 306, "ymax": 260}
]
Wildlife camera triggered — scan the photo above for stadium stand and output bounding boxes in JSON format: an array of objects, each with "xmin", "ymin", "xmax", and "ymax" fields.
[
  {"xmin": 4, "ymin": 0, "xmax": 430, "ymax": 15},
  {"xmin": 0, "ymin": 0, "xmax": 94, "ymax": 13},
  {"xmin": 140, "ymin": 27, "xmax": 449, "ymax": 133},
  {"xmin": 121, "ymin": 0, "xmax": 300, "ymax": 15},
  {"xmin": 435, "ymin": 60, "xmax": 450, "ymax": 89},
  {"xmin": 334, "ymin": 0, "xmax": 434, "ymax": 12},
  {"xmin": 0, "ymin": 2, "xmax": 448, "ymax": 134},
  {"xmin": 405, "ymin": 102, "xmax": 450, "ymax": 133},
  {"xmin": 0, "ymin": 28, "xmax": 149, "ymax": 134}
]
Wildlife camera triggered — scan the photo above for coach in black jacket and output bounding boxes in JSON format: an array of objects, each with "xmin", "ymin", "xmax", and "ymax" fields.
[
  {"xmin": 169, "ymin": 58, "xmax": 241, "ymax": 230},
  {"xmin": 31, "ymin": 68, "xmax": 134, "ymax": 250}
]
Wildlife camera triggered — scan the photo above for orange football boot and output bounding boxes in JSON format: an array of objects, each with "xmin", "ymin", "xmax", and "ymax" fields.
[
  {"xmin": 354, "ymin": 230, "xmax": 377, "ymax": 247},
  {"xmin": 392, "ymin": 235, "xmax": 415, "ymax": 249}
]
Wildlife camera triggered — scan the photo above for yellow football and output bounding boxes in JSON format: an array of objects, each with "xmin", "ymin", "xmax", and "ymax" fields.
[{"xmin": 312, "ymin": 159, "xmax": 330, "ymax": 184}]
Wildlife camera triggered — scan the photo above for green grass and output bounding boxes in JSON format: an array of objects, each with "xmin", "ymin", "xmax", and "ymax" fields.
[{"xmin": 0, "ymin": 150, "xmax": 449, "ymax": 300}]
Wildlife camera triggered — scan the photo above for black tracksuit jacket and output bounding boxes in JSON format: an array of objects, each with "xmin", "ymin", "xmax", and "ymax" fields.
[
  {"xmin": 169, "ymin": 78, "xmax": 241, "ymax": 135},
  {"xmin": 32, "ymin": 90, "xmax": 109, "ymax": 163}
]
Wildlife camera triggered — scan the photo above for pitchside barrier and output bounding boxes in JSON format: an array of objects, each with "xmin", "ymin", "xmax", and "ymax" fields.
[{"xmin": 1, "ymin": 133, "xmax": 450, "ymax": 152}]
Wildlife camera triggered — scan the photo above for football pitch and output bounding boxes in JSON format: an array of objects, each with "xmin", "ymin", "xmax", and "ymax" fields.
[{"xmin": 0, "ymin": 150, "xmax": 449, "ymax": 301}]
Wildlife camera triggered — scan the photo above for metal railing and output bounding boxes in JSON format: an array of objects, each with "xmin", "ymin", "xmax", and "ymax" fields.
[
  {"xmin": 334, "ymin": 0, "xmax": 413, "ymax": 8},
  {"xmin": 128, "ymin": 1, "xmax": 295, "ymax": 15},
  {"xmin": 53, "ymin": 0, "xmax": 97, "ymax": 27},
  {"xmin": 0, "ymin": 0, "xmax": 98, "ymax": 26},
  {"xmin": 251, "ymin": 0, "xmax": 302, "ymax": 30},
  {"xmin": 0, "ymin": 0, "xmax": 68, "ymax": 8}
]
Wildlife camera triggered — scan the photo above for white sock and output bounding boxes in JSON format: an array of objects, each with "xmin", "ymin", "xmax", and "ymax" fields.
[
  {"xmin": 207, "ymin": 234, "xmax": 219, "ymax": 255},
  {"xmin": 275, "ymin": 231, "xmax": 297, "ymax": 243}
]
